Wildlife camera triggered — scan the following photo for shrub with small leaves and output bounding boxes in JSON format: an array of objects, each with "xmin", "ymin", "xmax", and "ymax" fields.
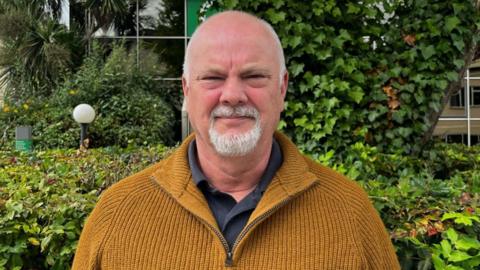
[{"xmin": 0, "ymin": 145, "xmax": 172, "ymax": 270}]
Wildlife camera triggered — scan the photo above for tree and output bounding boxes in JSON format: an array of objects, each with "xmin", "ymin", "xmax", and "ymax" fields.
[{"xmin": 0, "ymin": 0, "xmax": 83, "ymax": 100}]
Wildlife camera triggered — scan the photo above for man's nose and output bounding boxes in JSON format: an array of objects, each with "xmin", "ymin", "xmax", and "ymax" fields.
[{"xmin": 219, "ymin": 78, "xmax": 248, "ymax": 106}]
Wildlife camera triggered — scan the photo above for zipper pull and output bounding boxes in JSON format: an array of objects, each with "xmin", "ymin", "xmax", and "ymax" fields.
[{"xmin": 225, "ymin": 251, "xmax": 233, "ymax": 267}]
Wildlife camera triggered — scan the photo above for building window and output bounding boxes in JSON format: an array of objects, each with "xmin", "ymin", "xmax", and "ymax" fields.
[
  {"xmin": 450, "ymin": 88, "xmax": 465, "ymax": 107},
  {"xmin": 473, "ymin": 86, "xmax": 480, "ymax": 106},
  {"xmin": 450, "ymin": 86, "xmax": 480, "ymax": 107},
  {"xmin": 445, "ymin": 134, "xmax": 480, "ymax": 145}
]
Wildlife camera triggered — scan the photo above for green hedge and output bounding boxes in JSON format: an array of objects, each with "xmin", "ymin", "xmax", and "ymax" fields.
[
  {"xmin": 0, "ymin": 146, "xmax": 173, "ymax": 270},
  {"xmin": 316, "ymin": 142, "xmax": 480, "ymax": 269},
  {"xmin": 1, "ymin": 143, "xmax": 479, "ymax": 270}
]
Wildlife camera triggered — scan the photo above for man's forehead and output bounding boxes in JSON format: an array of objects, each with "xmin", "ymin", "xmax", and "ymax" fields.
[
  {"xmin": 197, "ymin": 12, "xmax": 267, "ymax": 34},
  {"xmin": 191, "ymin": 12, "xmax": 274, "ymax": 51},
  {"xmin": 194, "ymin": 64, "xmax": 272, "ymax": 76}
]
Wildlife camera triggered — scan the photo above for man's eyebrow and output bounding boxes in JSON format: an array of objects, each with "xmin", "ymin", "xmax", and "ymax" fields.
[
  {"xmin": 195, "ymin": 68, "xmax": 226, "ymax": 80},
  {"xmin": 240, "ymin": 68, "xmax": 272, "ymax": 77}
]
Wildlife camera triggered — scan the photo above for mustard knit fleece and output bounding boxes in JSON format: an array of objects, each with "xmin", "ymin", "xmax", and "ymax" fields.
[{"xmin": 72, "ymin": 132, "xmax": 400, "ymax": 269}]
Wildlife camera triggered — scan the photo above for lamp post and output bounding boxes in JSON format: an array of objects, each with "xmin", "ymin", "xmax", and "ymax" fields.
[{"xmin": 72, "ymin": 104, "xmax": 96, "ymax": 148}]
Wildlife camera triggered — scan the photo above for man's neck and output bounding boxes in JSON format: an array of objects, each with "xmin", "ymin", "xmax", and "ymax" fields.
[{"xmin": 195, "ymin": 137, "xmax": 272, "ymax": 202}]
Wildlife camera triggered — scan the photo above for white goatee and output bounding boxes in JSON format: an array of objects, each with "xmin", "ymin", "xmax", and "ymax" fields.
[{"xmin": 209, "ymin": 105, "xmax": 262, "ymax": 157}]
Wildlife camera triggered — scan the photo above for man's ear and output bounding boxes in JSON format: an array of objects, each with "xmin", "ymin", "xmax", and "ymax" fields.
[
  {"xmin": 280, "ymin": 71, "xmax": 289, "ymax": 99},
  {"xmin": 182, "ymin": 76, "xmax": 189, "ymax": 97}
]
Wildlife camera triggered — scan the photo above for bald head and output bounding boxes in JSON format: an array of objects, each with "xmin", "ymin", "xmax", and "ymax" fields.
[{"xmin": 183, "ymin": 11, "xmax": 286, "ymax": 86}]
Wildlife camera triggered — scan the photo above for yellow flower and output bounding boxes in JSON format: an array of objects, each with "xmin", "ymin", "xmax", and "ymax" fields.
[
  {"xmin": 23, "ymin": 104, "xmax": 29, "ymax": 110},
  {"xmin": 69, "ymin": 89, "xmax": 77, "ymax": 95},
  {"xmin": 28, "ymin": 237, "xmax": 40, "ymax": 246},
  {"xmin": 2, "ymin": 106, "xmax": 10, "ymax": 112}
]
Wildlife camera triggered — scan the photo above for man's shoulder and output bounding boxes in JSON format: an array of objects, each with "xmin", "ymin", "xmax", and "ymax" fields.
[
  {"xmin": 98, "ymin": 158, "xmax": 169, "ymax": 207},
  {"xmin": 303, "ymin": 156, "xmax": 371, "ymax": 204},
  {"xmin": 274, "ymin": 132, "xmax": 368, "ymax": 203}
]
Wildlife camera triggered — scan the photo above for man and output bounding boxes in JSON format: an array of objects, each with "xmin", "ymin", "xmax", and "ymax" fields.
[{"xmin": 72, "ymin": 11, "xmax": 400, "ymax": 269}]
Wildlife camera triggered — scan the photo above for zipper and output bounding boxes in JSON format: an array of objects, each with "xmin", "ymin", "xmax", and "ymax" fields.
[
  {"xmin": 176, "ymin": 205, "xmax": 235, "ymax": 267},
  {"xmin": 228, "ymin": 181, "xmax": 318, "ymax": 265},
  {"xmin": 149, "ymin": 176, "xmax": 232, "ymax": 265},
  {"xmin": 229, "ymin": 197, "xmax": 292, "ymax": 258},
  {"xmin": 150, "ymin": 175, "xmax": 317, "ymax": 267}
]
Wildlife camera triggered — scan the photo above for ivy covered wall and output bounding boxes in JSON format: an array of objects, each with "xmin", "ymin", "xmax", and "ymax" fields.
[{"xmin": 210, "ymin": 0, "xmax": 480, "ymax": 155}]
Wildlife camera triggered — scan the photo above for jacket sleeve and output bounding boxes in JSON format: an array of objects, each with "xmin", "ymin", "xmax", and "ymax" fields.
[
  {"xmin": 354, "ymin": 190, "xmax": 401, "ymax": 270},
  {"xmin": 71, "ymin": 190, "xmax": 117, "ymax": 270}
]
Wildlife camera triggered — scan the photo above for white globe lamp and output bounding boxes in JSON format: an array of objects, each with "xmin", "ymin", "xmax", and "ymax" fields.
[{"xmin": 73, "ymin": 104, "xmax": 96, "ymax": 148}]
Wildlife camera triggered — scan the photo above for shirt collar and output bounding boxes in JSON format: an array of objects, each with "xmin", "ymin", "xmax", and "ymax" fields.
[{"xmin": 188, "ymin": 139, "xmax": 283, "ymax": 194}]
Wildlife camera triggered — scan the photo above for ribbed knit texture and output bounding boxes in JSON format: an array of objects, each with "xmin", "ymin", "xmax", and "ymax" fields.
[{"xmin": 72, "ymin": 132, "xmax": 400, "ymax": 269}]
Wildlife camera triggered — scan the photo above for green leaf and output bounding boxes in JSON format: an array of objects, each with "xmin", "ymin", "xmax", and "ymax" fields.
[
  {"xmin": 432, "ymin": 254, "xmax": 446, "ymax": 270},
  {"xmin": 346, "ymin": 3, "xmax": 361, "ymax": 14},
  {"xmin": 348, "ymin": 87, "xmax": 364, "ymax": 104},
  {"xmin": 294, "ymin": 115, "xmax": 308, "ymax": 127},
  {"xmin": 421, "ymin": 45, "xmax": 435, "ymax": 59},
  {"xmin": 447, "ymin": 250, "xmax": 472, "ymax": 262},
  {"xmin": 440, "ymin": 240, "xmax": 452, "ymax": 257},
  {"xmin": 436, "ymin": 80, "xmax": 448, "ymax": 90},
  {"xmin": 397, "ymin": 127, "xmax": 412, "ymax": 138},
  {"xmin": 468, "ymin": 255, "xmax": 480, "ymax": 267},
  {"xmin": 41, "ymin": 234, "xmax": 52, "ymax": 252},
  {"xmin": 455, "ymin": 237, "xmax": 480, "ymax": 251},
  {"xmin": 290, "ymin": 62, "xmax": 304, "ymax": 77},
  {"xmin": 314, "ymin": 33, "xmax": 326, "ymax": 44},
  {"xmin": 272, "ymin": 0, "xmax": 285, "ymax": 9},
  {"xmin": 316, "ymin": 48, "xmax": 332, "ymax": 60},
  {"xmin": 453, "ymin": 59, "xmax": 464, "ymax": 69},
  {"xmin": 351, "ymin": 72, "xmax": 365, "ymax": 83},
  {"xmin": 453, "ymin": 39, "xmax": 465, "ymax": 52},
  {"xmin": 265, "ymin": 9, "xmax": 286, "ymax": 24},
  {"xmin": 289, "ymin": 36, "xmax": 302, "ymax": 49},
  {"xmin": 445, "ymin": 265, "xmax": 466, "ymax": 270},
  {"xmin": 445, "ymin": 71, "xmax": 458, "ymax": 82},
  {"xmin": 222, "ymin": 0, "xmax": 239, "ymax": 9},
  {"xmin": 332, "ymin": 7, "xmax": 341, "ymax": 17},
  {"xmin": 444, "ymin": 16, "xmax": 461, "ymax": 32},
  {"xmin": 442, "ymin": 212, "xmax": 480, "ymax": 226},
  {"xmin": 445, "ymin": 228, "xmax": 458, "ymax": 242}
]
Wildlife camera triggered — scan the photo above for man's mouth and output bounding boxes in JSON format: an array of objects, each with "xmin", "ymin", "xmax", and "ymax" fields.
[{"xmin": 214, "ymin": 115, "xmax": 254, "ymax": 120}]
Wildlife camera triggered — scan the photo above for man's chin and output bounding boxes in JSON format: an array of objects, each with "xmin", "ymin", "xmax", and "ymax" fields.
[
  {"xmin": 212, "ymin": 129, "xmax": 251, "ymax": 139},
  {"xmin": 208, "ymin": 125, "xmax": 262, "ymax": 157}
]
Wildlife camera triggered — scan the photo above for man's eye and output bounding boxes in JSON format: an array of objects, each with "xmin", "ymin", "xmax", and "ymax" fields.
[
  {"xmin": 203, "ymin": 76, "xmax": 224, "ymax": 81},
  {"xmin": 246, "ymin": 74, "xmax": 266, "ymax": 79}
]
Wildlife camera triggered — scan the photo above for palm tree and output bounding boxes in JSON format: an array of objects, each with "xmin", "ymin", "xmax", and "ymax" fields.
[
  {"xmin": 0, "ymin": 0, "xmax": 83, "ymax": 100},
  {"xmin": 84, "ymin": 0, "xmax": 133, "ymax": 37}
]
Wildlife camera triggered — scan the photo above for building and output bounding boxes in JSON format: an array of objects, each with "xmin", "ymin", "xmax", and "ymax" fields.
[{"xmin": 434, "ymin": 59, "xmax": 480, "ymax": 146}]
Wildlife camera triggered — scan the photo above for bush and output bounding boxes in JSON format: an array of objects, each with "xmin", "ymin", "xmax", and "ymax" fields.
[
  {"xmin": 1, "ymin": 142, "xmax": 478, "ymax": 269},
  {"xmin": 0, "ymin": 42, "xmax": 178, "ymax": 150},
  {"xmin": 316, "ymin": 142, "xmax": 480, "ymax": 269},
  {"xmin": 0, "ymin": 145, "xmax": 172, "ymax": 270}
]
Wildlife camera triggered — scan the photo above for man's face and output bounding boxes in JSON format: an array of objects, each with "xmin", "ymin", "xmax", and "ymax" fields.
[{"xmin": 183, "ymin": 15, "xmax": 288, "ymax": 156}]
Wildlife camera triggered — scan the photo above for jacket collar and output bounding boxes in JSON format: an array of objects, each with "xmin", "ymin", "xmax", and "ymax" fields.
[{"xmin": 150, "ymin": 131, "xmax": 319, "ymax": 228}]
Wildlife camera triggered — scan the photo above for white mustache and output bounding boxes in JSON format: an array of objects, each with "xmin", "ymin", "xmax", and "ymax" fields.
[{"xmin": 211, "ymin": 105, "xmax": 259, "ymax": 119}]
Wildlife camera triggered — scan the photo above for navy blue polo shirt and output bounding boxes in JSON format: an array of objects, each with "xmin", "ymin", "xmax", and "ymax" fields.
[{"xmin": 188, "ymin": 139, "xmax": 283, "ymax": 249}]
